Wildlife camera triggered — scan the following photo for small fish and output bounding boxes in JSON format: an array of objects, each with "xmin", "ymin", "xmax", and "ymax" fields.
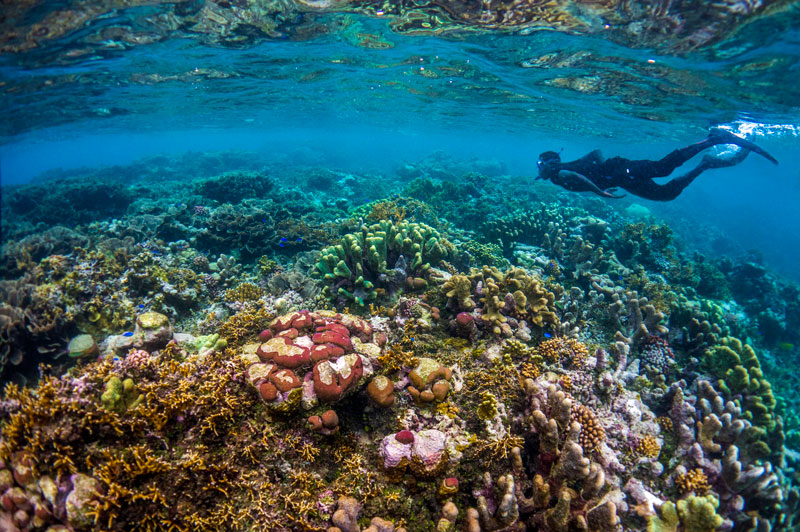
[
  {"xmin": 123, "ymin": 331, "xmax": 134, "ymax": 337},
  {"xmin": 262, "ymin": 219, "xmax": 268, "ymax": 222},
  {"xmin": 280, "ymin": 237, "xmax": 288, "ymax": 242},
  {"xmin": 777, "ymin": 342, "xmax": 795, "ymax": 351},
  {"xmin": 113, "ymin": 357, "xmax": 120, "ymax": 362},
  {"xmin": 138, "ymin": 304, "xmax": 144, "ymax": 309},
  {"xmin": 544, "ymin": 332, "xmax": 552, "ymax": 338},
  {"xmin": 297, "ymin": 238, "xmax": 303, "ymax": 242},
  {"xmin": 279, "ymin": 243, "xmax": 284, "ymax": 247}
]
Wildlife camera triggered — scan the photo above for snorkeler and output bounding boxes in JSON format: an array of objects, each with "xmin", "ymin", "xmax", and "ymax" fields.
[{"xmin": 536, "ymin": 128, "xmax": 778, "ymax": 201}]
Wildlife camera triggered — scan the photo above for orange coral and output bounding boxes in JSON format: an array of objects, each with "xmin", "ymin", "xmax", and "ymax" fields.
[
  {"xmin": 676, "ymin": 468, "xmax": 710, "ymax": 495},
  {"xmin": 537, "ymin": 337, "xmax": 589, "ymax": 368},
  {"xmin": 571, "ymin": 403, "xmax": 605, "ymax": 453},
  {"xmin": 635, "ymin": 435, "xmax": 661, "ymax": 459}
]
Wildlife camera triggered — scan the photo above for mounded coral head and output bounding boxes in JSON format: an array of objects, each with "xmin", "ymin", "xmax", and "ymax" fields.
[{"xmin": 240, "ymin": 310, "xmax": 378, "ymax": 411}]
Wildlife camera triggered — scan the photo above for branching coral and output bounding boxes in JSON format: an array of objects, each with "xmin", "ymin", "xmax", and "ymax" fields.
[
  {"xmin": 441, "ymin": 266, "xmax": 558, "ymax": 337},
  {"xmin": 314, "ymin": 220, "xmax": 454, "ymax": 306}
]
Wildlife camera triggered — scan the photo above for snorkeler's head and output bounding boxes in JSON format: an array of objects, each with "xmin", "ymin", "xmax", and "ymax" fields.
[{"xmin": 536, "ymin": 151, "xmax": 561, "ymax": 180}]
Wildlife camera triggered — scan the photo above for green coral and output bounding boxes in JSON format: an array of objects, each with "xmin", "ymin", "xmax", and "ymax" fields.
[
  {"xmin": 706, "ymin": 337, "xmax": 777, "ymax": 432},
  {"xmin": 314, "ymin": 220, "xmax": 453, "ymax": 306},
  {"xmin": 441, "ymin": 274, "xmax": 475, "ymax": 311},
  {"xmin": 647, "ymin": 495, "xmax": 723, "ymax": 532},
  {"xmin": 461, "ymin": 240, "xmax": 508, "ymax": 268},
  {"xmin": 461, "ymin": 266, "xmax": 559, "ymax": 333},
  {"xmin": 101, "ymin": 376, "xmax": 143, "ymax": 414},
  {"xmin": 191, "ymin": 334, "xmax": 228, "ymax": 354}
]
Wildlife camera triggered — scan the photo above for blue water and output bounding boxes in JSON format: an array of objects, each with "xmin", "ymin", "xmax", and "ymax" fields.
[
  {"xmin": 3, "ymin": 123, "xmax": 799, "ymax": 281},
  {"xmin": 2, "ymin": 6, "xmax": 799, "ymax": 279}
]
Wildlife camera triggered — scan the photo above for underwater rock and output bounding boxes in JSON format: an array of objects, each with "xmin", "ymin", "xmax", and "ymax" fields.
[
  {"xmin": 132, "ymin": 311, "xmax": 173, "ymax": 351},
  {"xmin": 65, "ymin": 474, "xmax": 103, "ymax": 528}
]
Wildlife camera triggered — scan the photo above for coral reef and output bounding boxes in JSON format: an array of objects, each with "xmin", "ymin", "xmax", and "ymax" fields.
[{"xmin": 1, "ymin": 151, "xmax": 799, "ymax": 532}]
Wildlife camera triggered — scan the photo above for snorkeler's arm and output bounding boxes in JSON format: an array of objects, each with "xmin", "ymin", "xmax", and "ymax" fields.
[{"xmin": 557, "ymin": 170, "xmax": 625, "ymax": 198}]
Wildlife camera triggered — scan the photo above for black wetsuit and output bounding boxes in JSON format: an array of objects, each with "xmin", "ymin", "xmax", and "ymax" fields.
[
  {"xmin": 560, "ymin": 147, "xmax": 713, "ymax": 201},
  {"xmin": 540, "ymin": 129, "xmax": 777, "ymax": 201}
]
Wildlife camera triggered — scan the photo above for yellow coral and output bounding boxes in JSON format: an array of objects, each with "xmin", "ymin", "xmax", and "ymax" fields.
[
  {"xmin": 441, "ymin": 274, "xmax": 475, "ymax": 311},
  {"xmin": 477, "ymin": 392, "xmax": 499, "ymax": 420},
  {"xmin": 571, "ymin": 403, "xmax": 605, "ymax": 452},
  {"xmin": 676, "ymin": 468, "xmax": 710, "ymax": 495},
  {"xmin": 635, "ymin": 435, "xmax": 661, "ymax": 459},
  {"xmin": 537, "ymin": 337, "xmax": 589, "ymax": 368},
  {"xmin": 656, "ymin": 416, "xmax": 673, "ymax": 433},
  {"xmin": 224, "ymin": 282, "xmax": 264, "ymax": 302}
]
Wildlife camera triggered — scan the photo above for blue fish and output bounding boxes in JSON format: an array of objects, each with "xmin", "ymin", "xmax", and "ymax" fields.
[
  {"xmin": 123, "ymin": 331, "xmax": 134, "ymax": 337},
  {"xmin": 279, "ymin": 243, "xmax": 284, "ymax": 247},
  {"xmin": 138, "ymin": 304, "xmax": 144, "ymax": 309},
  {"xmin": 297, "ymin": 238, "xmax": 303, "ymax": 242},
  {"xmin": 544, "ymin": 332, "xmax": 552, "ymax": 338},
  {"xmin": 280, "ymin": 237, "xmax": 288, "ymax": 242}
]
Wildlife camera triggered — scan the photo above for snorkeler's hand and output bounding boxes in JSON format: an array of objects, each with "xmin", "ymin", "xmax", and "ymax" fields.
[
  {"xmin": 558, "ymin": 170, "xmax": 623, "ymax": 199},
  {"xmin": 602, "ymin": 187, "xmax": 625, "ymax": 199},
  {"xmin": 600, "ymin": 188, "xmax": 625, "ymax": 199}
]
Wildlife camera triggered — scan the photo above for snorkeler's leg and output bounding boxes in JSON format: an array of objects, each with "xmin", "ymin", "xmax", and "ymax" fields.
[
  {"xmin": 627, "ymin": 149, "xmax": 751, "ymax": 201},
  {"xmin": 641, "ymin": 129, "xmax": 774, "ymax": 178},
  {"xmin": 624, "ymin": 173, "xmax": 701, "ymax": 201}
]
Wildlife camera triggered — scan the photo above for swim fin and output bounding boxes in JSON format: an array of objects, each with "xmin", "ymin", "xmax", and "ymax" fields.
[
  {"xmin": 698, "ymin": 148, "xmax": 751, "ymax": 170},
  {"xmin": 708, "ymin": 128, "xmax": 778, "ymax": 165}
]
